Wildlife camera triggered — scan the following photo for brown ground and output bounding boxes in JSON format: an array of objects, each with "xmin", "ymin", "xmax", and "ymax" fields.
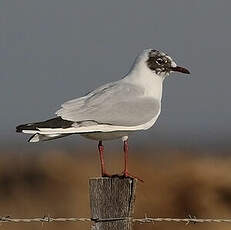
[{"xmin": 0, "ymin": 148, "xmax": 231, "ymax": 230}]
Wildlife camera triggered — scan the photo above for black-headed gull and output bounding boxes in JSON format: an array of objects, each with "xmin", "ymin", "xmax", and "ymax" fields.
[{"xmin": 17, "ymin": 49, "xmax": 190, "ymax": 181}]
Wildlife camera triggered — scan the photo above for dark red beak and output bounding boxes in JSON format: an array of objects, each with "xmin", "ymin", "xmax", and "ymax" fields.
[{"xmin": 170, "ymin": 66, "xmax": 190, "ymax": 74}]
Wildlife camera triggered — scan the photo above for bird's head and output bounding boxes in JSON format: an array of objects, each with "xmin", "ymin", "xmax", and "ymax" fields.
[{"xmin": 139, "ymin": 49, "xmax": 190, "ymax": 78}]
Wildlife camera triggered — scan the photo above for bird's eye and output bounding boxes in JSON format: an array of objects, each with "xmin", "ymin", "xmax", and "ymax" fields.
[{"xmin": 156, "ymin": 58, "xmax": 165, "ymax": 65}]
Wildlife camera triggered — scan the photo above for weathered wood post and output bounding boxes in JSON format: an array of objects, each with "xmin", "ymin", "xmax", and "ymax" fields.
[{"xmin": 89, "ymin": 177, "xmax": 137, "ymax": 230}]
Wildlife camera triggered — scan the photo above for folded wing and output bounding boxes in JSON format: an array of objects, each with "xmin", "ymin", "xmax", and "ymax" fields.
[{"xmin": 56, "ymin": 81, "xmax": 160, "ymax": 127}]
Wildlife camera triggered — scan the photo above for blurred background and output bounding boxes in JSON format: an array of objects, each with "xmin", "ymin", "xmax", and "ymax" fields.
[{"xmin": 0, "ymin": 0, "xmax": 231, "ymax": 229}]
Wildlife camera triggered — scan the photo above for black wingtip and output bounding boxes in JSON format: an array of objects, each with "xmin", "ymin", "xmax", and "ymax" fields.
[
  {"xmin": 16, "ymin": 123, "xmax": 36, "ymax": 132},
  {"xmin": 16, "ymin": 124, "xmax": 24, "ymax": 133},
  {"xmin": 16, "ymin": 117, "xmax": 74, "ymax": 133}
]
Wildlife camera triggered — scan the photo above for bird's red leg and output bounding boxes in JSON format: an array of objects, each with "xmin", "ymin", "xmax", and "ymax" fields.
[
  {"xmin": 123, "ymin": 140, "xmax": 144, "ymax": 182},
  {"xmin": 123, "ymin": 140, "xmax": 129, "ymax": 176},
  {"xmin": 98, "ymin": 141, "xmax": 110, "ymax": 177}
]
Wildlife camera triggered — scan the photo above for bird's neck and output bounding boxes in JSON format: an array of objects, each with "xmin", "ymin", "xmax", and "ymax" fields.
[{"xmin": 124, "ymin": 62, "xmax": 164, "ymax": 101}]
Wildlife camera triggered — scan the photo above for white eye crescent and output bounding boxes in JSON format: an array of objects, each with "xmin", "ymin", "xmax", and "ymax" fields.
[{"xmin": 156, "ymin": 58, "xmax": 165, "ymax": 65}]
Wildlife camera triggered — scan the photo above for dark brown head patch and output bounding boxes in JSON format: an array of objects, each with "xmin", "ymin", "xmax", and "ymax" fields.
[{"xmin": 146, "ymin": 50, "xmax": 173, "ymax": 75}]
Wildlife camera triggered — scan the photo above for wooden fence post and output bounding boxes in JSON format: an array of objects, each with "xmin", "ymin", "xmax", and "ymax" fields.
[{"xmin": 89, "ymin": 177, "xmax": 137, "ymax": 230}]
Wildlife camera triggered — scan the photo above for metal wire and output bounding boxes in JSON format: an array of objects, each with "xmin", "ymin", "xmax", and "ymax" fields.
[
  {"xmin": 1, "ymin": 216, "xmax": 231, "ymax": 225},
  {"xmin": 0, "ymin": 216, "xmax": 91, "ymax": 223},
  {"xmin": 134, "ymin": 216, "xmax": 231, "ymax": 225}
]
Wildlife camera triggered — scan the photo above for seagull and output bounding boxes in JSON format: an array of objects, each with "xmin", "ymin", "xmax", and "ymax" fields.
[{"xmin": 16, "ymin": 49, "xmax": 190, "ymax": 181}]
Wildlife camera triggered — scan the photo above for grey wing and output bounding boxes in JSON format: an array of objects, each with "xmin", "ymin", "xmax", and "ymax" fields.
[{"xmin": 56, "ymin": 82, "xmax": 160, "ymax": 126}]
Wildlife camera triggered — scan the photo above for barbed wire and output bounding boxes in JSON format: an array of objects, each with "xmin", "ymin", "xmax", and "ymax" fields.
[
  {"xmin": 1, "ymin": 215, "xmax": 231, "ymax": 225},
  {"xmin": 0, "ymin": 216, "xmax": 91, "ymax": 223},
  {"xmin": 134, "ymin": 215, "xmax": 231, "ymax": 225}
]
